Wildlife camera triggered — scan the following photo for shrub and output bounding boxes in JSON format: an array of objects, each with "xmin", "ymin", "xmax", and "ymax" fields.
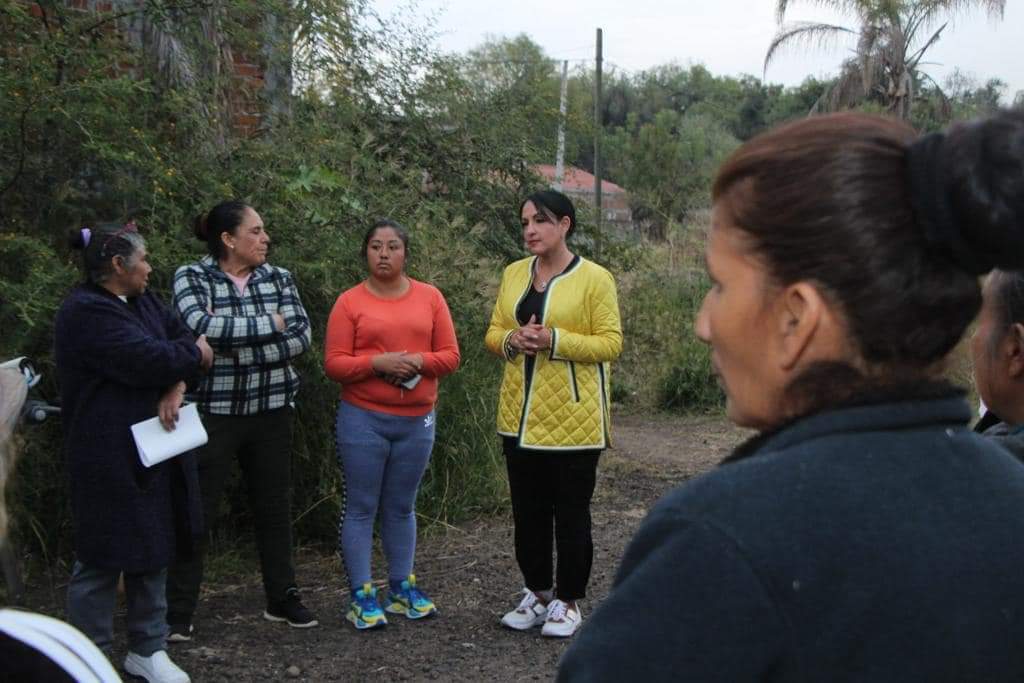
[
  {"xmin": 0, "ymin": 0, "xmax": 655, "ymax": 564},
  {"xmin": 615, "ymin": 218, "xmax": 723, "ymax": 413}
]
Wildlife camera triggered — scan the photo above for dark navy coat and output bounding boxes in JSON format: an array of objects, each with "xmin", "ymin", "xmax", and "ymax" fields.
[
  {"xmin": 560, "ymin": 395, "xmax": 1024, "ymax": 682},
  {"xmin": 55, "ymin": 284, "xmax": 203, "ymax": 572}
]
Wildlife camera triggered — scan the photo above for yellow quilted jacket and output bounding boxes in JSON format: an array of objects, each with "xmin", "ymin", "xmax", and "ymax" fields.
[{"xmin": 485, "ymin": 256, "xmax": 622, "ymax": 450}]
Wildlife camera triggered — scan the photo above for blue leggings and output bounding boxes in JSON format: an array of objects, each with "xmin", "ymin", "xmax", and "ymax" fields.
[{"xmin": 335, "ymin": 400, "xmax": 435, "ymax": 589}]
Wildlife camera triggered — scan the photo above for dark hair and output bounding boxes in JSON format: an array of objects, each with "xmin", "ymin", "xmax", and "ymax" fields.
[
  {"xmin": 194, "ymin": 200, "xmax": 250, "ymax": 260},
  {"xmin": 712, "ymin": 110, "xmax": 1024, "ymax": 387},
  {"xmin": 521, "ymin": 190, "xmax": 577, "ymax": 238},
  {"xmin": 987, "ymin": 270, "xmax": 1024, "ymax": 347},
  {"xmin": 68, "ymin": 222, "xmax": 145, "ymax": 285},
  {"xmin": 361, "ymin": 219, "xmax": 409, "ymax": 259}
]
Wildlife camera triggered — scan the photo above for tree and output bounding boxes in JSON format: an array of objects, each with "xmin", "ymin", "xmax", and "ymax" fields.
[
  {"xmin": 765, "ymin": 0, "xmax": 1005, "ymax": 119},
  {"xmin": 1, "ymin": 0, "xmax": 610, "ymax": 558},
  {"xmin": 458, "ymin": 35, "xmax": 568, "ymax": 164},
  {"xmin": 604, "ymin": 110, "xmax": 738, "ymax": 238},
  {"xmin": 909, "ymin": 69, "xmax": 1005, "ymax": 130}
]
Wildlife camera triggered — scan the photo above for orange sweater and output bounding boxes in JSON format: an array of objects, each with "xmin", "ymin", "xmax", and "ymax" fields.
[{"xmin": 324, "ymin": 279, "xmax": 460, "ymax": 416}]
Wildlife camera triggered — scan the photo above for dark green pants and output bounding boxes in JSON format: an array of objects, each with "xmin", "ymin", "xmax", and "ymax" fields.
[{"xmin": 166, "ymin": 407, "xmax": 296, "ymax": 620}]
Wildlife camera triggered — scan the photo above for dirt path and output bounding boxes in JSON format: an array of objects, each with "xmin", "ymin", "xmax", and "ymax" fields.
[{"xmin": 21, "ymin": 413, "xmax": 748, "ymax": 681}]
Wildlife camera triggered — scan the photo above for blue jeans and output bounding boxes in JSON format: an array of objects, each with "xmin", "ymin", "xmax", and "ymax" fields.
[
  {"xmin": 66, "ymin": 561, "xmax": 168, "ymax": 656},
  {"xmin": 335, "ymin": 401, "xmax": 435, "ymax": 589}
]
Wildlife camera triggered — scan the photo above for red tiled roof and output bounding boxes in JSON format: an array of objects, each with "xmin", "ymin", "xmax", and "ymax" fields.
[{"xmin": 535, "ymin": 165, "xmax": 626, "ymax": 194}]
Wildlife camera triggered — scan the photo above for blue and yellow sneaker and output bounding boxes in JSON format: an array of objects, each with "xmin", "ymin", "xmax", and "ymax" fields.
[
  {"xmin": 346, "ymin": 583, "xmax": 387, "ymax": 630},
  {"xmin": 385, "ymin": 574, "xmax": 437, "ymax": 620}
]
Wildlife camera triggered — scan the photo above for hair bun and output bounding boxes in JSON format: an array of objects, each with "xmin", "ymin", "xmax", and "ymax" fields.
[
  {"xmin": 922, "ymin": 109, "xmax": 1024, "ymax": 274},
  {"xmin": 193, "ymin": 212, "xmax": 210, "ymax": 241},
  {"xmin": 906, "ymin": 132, "xmax": 992, "ymax": 274}
]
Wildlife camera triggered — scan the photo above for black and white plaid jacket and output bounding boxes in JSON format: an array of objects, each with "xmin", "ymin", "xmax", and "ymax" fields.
[{"xmin": 172, "ymin": 256, "xmax": 311, "ymax": 415}]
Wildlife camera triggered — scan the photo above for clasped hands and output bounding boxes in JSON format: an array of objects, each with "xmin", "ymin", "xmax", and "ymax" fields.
[
  {"xmin": 509, "ymin": 315, "xmax": 552, "ymax": 356},
  {"xmin": 373, "ymin": 351, "xmax": 424, "ymax": 386}
]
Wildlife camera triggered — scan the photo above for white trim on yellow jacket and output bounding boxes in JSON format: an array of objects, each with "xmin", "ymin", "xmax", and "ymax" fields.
[{"xmin": 485, "ymin": 255, "xmax": 622, "ymax": 450}]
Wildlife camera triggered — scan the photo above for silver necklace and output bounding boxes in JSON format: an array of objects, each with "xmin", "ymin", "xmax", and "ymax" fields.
[{"xmin": 536, "ymin": 258, "xmax": 569, "ymax": 291}]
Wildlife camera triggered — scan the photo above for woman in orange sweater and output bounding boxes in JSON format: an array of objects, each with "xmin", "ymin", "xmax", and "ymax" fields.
[{"xmin": 324, "ymin": 220, "xmax": 460, "ymax": 630}]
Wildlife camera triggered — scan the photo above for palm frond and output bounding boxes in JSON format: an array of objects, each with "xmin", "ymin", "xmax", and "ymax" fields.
[
  {"xmin": 938, "ymin": 0, "xmax": 1004, "ymax": 19},
  {"xmin": 906, "ymin": 22, "xmax": 946, "ymax": 69},
  {"xmin": 764, "ymin": 21, "xmax": 856, "ymax": 74},
  {"xmin": 775, "ymin": 0, "xmax": 872, "ymax": 25},
  {"xmin": 110, "ymin": 0, "xmax": 203, "ymax": 90},
  {"xmin": 768, "ymin": 0, "xmax": 1006, "ymax": 120},
  {"xmin": 912, "ymin": 0, "xmax": 1004, "ymax": 36},
  {"xmin": 886, "ymin": 18, "xmax": 909, "ymax": 64},
  {"xmin": 903, "ymin": 5, "xmax": 931, "ymax": 47},
  {"xmin": 144, "ymin": 20, "xmax": 199, "ymax": 89}
]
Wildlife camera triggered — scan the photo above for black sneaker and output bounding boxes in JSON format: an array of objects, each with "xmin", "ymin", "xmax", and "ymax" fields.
[
  {"xmin": 167, "ymin": 619, "xmax": 194, "ymax": 643},
  {"xmin": 263, "ymin": 587, "xmax": 319, "ymax": 628}
]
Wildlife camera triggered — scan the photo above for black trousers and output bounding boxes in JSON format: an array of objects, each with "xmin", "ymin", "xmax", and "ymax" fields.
[
  {"xmin": 503, "ymin": 438, "xmax": 601, "ymax": 602},
  {"xmin": 166, "ymin": 408, "xmax": 297, "ymax": 620}
]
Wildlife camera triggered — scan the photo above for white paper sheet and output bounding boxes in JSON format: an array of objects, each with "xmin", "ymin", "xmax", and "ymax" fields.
[{"xmin": 130, "ymin": 403, "xmax": 208, "ymax": 468}]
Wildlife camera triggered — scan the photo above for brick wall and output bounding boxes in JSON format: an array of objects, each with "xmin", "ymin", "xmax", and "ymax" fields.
[
  {"xmin": 22, "ymin": 0, "xmax": 268, "ymax": 138},
  {"xmin": 231, "ymin": 53, "xmax": 266, "ymax": 137}
]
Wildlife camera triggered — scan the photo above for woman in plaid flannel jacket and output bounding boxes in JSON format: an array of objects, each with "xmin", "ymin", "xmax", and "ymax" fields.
[{"xmin": 165, "ymin": 200, "xmax": 318, "ymax": 638}]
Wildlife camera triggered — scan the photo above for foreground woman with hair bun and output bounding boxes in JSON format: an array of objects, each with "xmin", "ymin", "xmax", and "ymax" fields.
[{"xmin": 560, "ymin": 110, "xmax": 1024, "ymax": 680}]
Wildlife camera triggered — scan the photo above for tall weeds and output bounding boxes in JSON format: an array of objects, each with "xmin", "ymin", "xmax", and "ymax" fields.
[{"xmin": 616, "ymin": 215, "xmax": 724, "ymax": 413}]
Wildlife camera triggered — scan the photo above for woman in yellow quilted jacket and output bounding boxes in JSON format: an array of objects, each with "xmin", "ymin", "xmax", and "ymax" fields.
[{"xmin": 485, "ymin": 189, "xmax": 623, "ymax": 638}]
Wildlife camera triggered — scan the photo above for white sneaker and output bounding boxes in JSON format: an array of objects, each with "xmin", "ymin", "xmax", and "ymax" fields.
[
  {"xmin": 124, "ymin": 650, "xmax": 191, "ymax": 683},
  {"xmin": 541, "ymin": 599, "xmax": 583, "ymax": 638},
  {"xmin": 500, "ymin": 589, "xmax": 549, "ymax": 630}
]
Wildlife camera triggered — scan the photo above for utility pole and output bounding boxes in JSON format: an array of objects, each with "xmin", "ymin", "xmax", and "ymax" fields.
[
  {"xmin": 594, "ymin": 28, "xmax": 603, "ymax": 258},
  {"xmin": 554, "ymin": 60, "xmax": 569, "ymax": 191}
]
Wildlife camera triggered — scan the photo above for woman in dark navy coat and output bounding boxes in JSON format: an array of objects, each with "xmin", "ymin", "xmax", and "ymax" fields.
[
  {"xmin": 560, "ymin": 111, "xmax": 1024, "ymax": 681},
  {"xmin": 55, "ymin": 223, "xmax": 212, "ymax": 683}
]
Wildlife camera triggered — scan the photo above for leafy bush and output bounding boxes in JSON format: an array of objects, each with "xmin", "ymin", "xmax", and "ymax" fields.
[
  {"xmin": 615, "ymin": 218, "xmax": 723, "ymax": 413},
  {"xmin": 604, "ymin": 111, "xmax": 739, "ymax": 240},
  {"xmin": 0, "ymin": 0, "xmax": 641, "ymax": 565}
]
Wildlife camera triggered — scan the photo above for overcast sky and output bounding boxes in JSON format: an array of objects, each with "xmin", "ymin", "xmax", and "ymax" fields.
[{"xmin": 371, "ymin": 0, "xmax": 1022, "ymax": 101}]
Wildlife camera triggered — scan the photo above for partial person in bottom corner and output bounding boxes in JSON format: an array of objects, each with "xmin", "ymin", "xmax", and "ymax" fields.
[
  {"xmin": 55, "ymin": 222, "xmax": 212, "ymax": 683},
  {"xmin": 972, "ymin": 269, "xmax": 1024, "ymax": 461},
  {"xmin": 0, "ymin": 367, "xmax": 121, "ymax": 682},
  {"xmin": 559, "ymin": 110, "xmax": 1024, "ymax": 680}
]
